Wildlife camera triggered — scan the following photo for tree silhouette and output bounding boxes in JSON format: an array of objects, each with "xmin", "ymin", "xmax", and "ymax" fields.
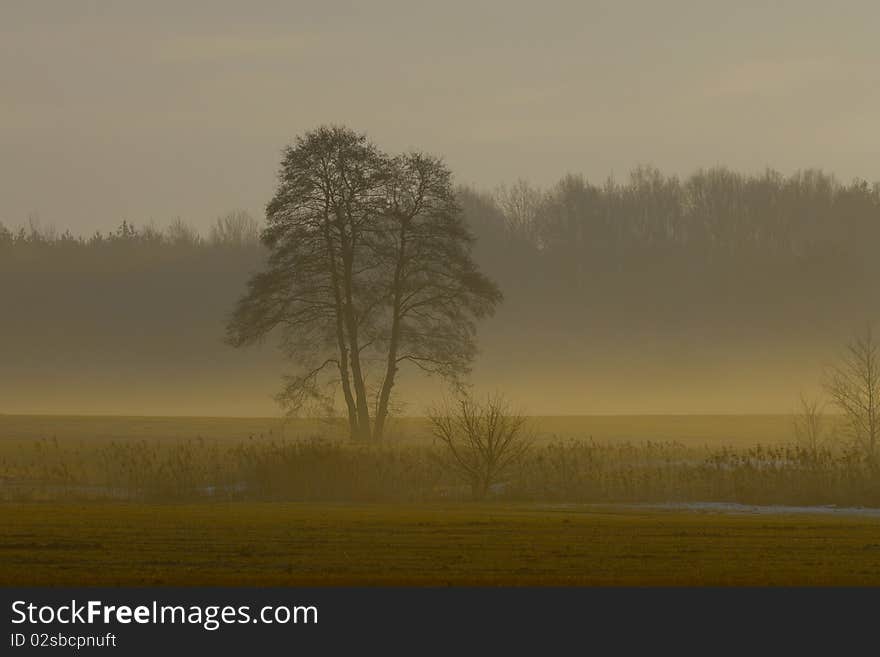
[
  {"xmin": 226, "ymin": 126, "xmax": 501, "ymax": 441},
  {"xmin": 825, "ymin": 326, "xmax": 880, "ymax": 468}
]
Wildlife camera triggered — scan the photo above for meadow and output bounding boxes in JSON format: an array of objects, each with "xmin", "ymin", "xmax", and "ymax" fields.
[
  {"xmin": 4, "ymin": 502, "xmax": 880, "ymax": 586},
  {"xmin": 4, "ymin": 413, "xmax": 879, "ymax": 587}
]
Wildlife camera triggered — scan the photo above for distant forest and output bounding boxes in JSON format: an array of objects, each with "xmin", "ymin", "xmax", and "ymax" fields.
[{"xmin": 3, "ymin": 167, "xmax": 879, "ymax": 416}]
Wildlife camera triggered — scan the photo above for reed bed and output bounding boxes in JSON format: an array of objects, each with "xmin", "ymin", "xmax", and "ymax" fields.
[{"xmin": 2, "ymin": 435, "xmax": 879, "ymax": 506}]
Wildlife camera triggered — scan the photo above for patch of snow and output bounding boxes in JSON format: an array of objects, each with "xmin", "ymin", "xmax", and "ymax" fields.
[{"xmin": 637, "ymin": 502, "xmax": 880, "ymax": 518}]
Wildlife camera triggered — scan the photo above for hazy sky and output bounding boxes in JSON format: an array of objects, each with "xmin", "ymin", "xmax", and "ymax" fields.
[{"xmin": 2, "ymin": 1, "xmax": 878, "ymax": 236}]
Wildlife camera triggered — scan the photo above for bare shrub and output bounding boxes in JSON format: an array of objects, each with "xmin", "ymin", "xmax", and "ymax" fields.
[
  {"xmin": 210, "ymin": 210, "xmax": 260, "ymax": 246},
  {"xmin": 825, "ymin": 325, "xmax": 880, "ymax": 468},
  {"xmin": 429, "ymin": 394, "xmax": 532, "ymax": 500},
  {"xmin": 792, "ymin": 393, "xmax": 827, "ymax": 458},
  {"xmin": 165, "ymin": 217, "xmax": 201, "ymax": 247}
]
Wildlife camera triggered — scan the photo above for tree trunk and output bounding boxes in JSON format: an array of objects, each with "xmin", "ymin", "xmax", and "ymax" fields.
[
  {"xmin": 324, "ymin": 216, "xmax": 360, "ymax": 441},
  {"xmin": 471, "ymin": 477, "xmax": 489, "ymax": 501},
  {"xmin": 372, "ymin": 331, "xmax": 398, "ymax": 442},
  {"xmin": 339, "ymin": 226, "xmax": 372, "ymax": 442},
  {"xmin": 373, "ymin": 222, "xmax": 408, "ymax": 442},
  {"xmin": 337, "ymin": 350, "xmax": 359, "ymax": 440}
]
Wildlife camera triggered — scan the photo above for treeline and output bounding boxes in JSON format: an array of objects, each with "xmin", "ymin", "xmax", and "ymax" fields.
[
  {"xmin": 472, "ymin": 167, "xmax": 880, "ymax": 261},
  {"xmin": 4, "ymin": 167, "xmax": 877, "ymax": 279},
  {"xmin": 460, "ymin": 167, "xmax": 880, "ymax": 339},
  {"xmin": 0, "ymin": 210, "xmax": 260, "ymax": 257},
  {"xmin": 0, "ymin": 210, "xmax": 260, "ymax": 250}
]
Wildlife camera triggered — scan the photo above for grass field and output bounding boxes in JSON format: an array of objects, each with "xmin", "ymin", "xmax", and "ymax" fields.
[
  {"xmin": 4, "ymin": 502, "xmax": 880, "ymax": 586},
  {"xmin": 3, "ymin": 414, "xmax": 873, "ymax": 586}
]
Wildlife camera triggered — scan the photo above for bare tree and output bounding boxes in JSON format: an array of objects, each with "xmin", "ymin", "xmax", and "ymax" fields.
[
  {"xmin": 227, "ymin": 127, "xmax": 387, "ymax": 441},
  {"xmin": 166, "ymin": 217, "xmax": 201, "ymax": 246},
  {"xmin": 371, "ymin": 152, "xmax": 501, "ymax": 440},
  {"xmin": 824, "ymin": 326, "xmax": 880, "ymax": 468},
  {"xmin": 429, "ymin": 394, "xmax": 531, "ymax": 500},
  {"xmin": 210, "ymin": 210, "xmax": 260, "ymax": 246},
  {"xmin": 0, "ymin": 220, "xmax": 11, "ymax": 246},
  {"xmin": 227, "ymin": 126, "xmax": 501, "ymax": 442},
  {"xmin": 494, "ymin": 179, "xmax": 544, "ymax": 246},
  {"xmin": 792, "ymin": 392, "xmax": 826, "ymax": 457}
]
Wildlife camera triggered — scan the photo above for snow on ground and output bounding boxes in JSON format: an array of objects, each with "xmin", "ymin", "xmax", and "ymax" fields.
[{"xmin": 636, "ymin": 502, "xmax": 880, "ymax": 518}]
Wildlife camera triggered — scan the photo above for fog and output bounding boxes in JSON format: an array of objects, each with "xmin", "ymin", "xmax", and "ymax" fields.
[
  {"xmin": 2, "ymin": 166, "xmax": 877, "ymax": 415},
  {"xmin": 3, "ymin": 3, "xmax": 880, "ymax": 415}
]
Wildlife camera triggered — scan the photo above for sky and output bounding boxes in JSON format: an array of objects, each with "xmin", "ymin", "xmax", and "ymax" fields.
[{"xmin": 2, "ymin": 1, "xmax": 879, "ymax": 236}]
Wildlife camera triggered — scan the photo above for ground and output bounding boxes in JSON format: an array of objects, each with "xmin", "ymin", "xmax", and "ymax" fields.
[
  {"xmin": 2, "ymin": 414, "xmax": 871, "ymax": 586},
  {"xmin": 4, "ymin": 502, "xmax": 880, "ymax": 586}
]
